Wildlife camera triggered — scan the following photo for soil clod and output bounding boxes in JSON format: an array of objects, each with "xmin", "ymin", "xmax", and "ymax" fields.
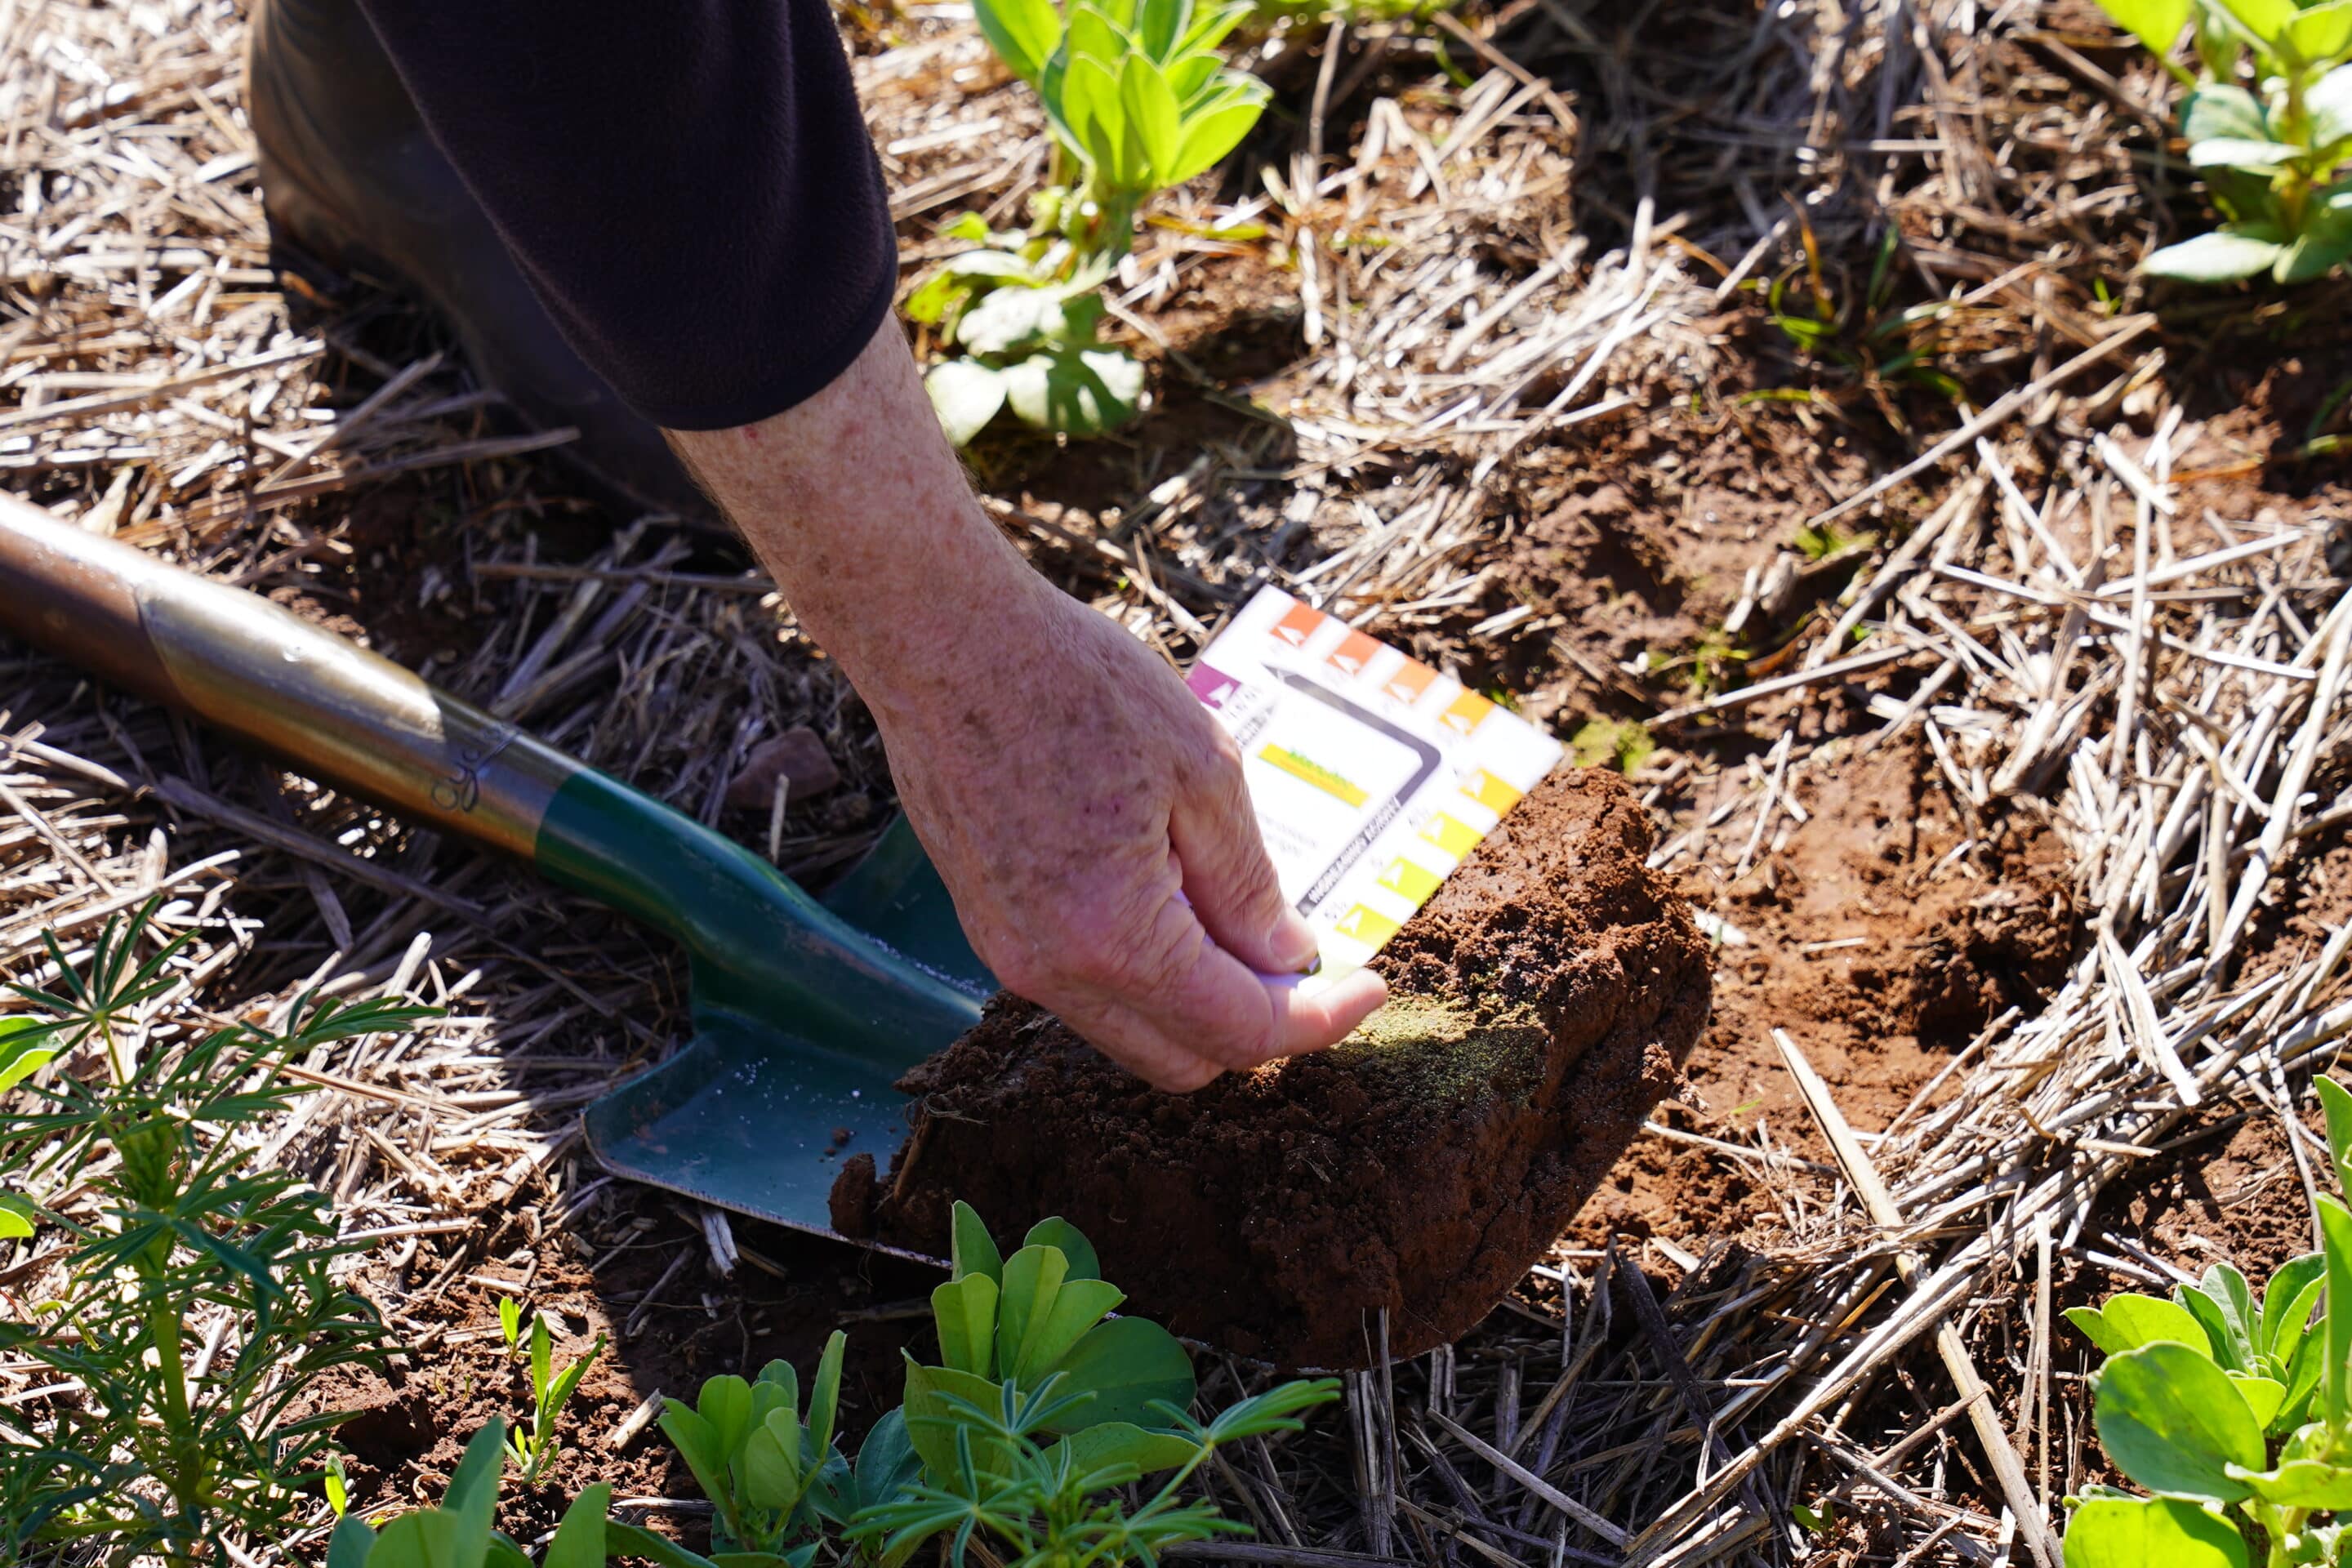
[{"xmin": 831, "ymin": 768, "xmax": 1713, "ymax": 1368}]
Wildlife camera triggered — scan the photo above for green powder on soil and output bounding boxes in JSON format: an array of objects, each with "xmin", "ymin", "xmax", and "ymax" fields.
[{"xmin": 1321, "ymin": 991, "xmax": 1552, "ymax": 1103}]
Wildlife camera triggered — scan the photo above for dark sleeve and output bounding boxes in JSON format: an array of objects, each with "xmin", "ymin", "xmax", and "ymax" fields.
[{"xmin": 352, "ymin": 1, "xmax": 898, "ymax": 431}]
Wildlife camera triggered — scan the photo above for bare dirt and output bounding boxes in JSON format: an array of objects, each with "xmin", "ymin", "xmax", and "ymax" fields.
[{"xmin": 830, "ymin": 768, "xmax": 1712, "ymax": 1370}]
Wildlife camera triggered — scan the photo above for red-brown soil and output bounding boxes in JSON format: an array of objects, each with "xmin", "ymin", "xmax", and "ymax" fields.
[{"xmin": 831, "ymin": 768, "xmax": 1713, "ymax": 1369}]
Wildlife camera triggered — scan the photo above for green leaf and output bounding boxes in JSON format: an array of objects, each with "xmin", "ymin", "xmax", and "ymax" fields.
[
  {"xmin": 372, "ymin": 1510, "xmax": 466, "ymax": 1568},
  {"xmin": 1022, "ymin": 1217, "xmax": 1102, "ymax": 1280},
  {"xmin": 498, "ymin": 1297, "xmax": 522, "ymax": 1350},
  {"xmin": 2319, "ymin": 1078, "xmax": 2352, "ymax": 1196},
  {"xmin": 444, "ymin": 1423, "xmax": 507, "ymax": 1556},
  {"xmin": 2083, "ymin": 1293, "xmax": 2214, "ymax": 1355},
  {"xmin": 1165, "ymin": 48, "xmax": 1223, "ymax": 105},
  {"xmin": 2144, "ymin": 229, "xmax": 2286, "ymax": 280},
  {"xmin": 658, "ymin": 1404, "xmax": 738, "ymax": 1521},
  {"xmin": 2289, "ymin": 0, "xmax": 2352, "ymax": 60},
  {"xmin": 698, "ymin": 1374, "xmax": 756, "ymax": 1460},
  {"xmin": 808, "ymin": 1330, "xmax": 845, "ymax": 1463},
  {"xmin": 974, "ymin": 0, "xmax": 1064, "ymax": 85},
  {"xmin": 545, "ymin": 1484, "xmax": 610, "ymax": 1568},
  {"xmin": 1066, "ymin": 55, "xmax": 1126, "ymax": 175},
  {"xmin": 2091, "ymin": 0, "xmax": 2194, "ymax": 52},
  {"xmin": 2262, "ymin": 1254, "xmax": 2326, "ymax": 1359},
  {"xmin": 2319, "ymin": 1193, "xmax": 2352, "ymax": 1428},
  {"xmin": 2061, "ymin": 1495, "xmax": 2247, "ymax": 1568},
  {"xmin": 0, "ymin": 1191, "xmax": 33, "ymax": 1241},
  {"xmin": 1137, "ymin": 0, "xmax": 1189, "ymax": 60},
  {"xmin": 1180, "ymin": 0, "xmax": 1248, "ymax": 55},
  {"xmin": 2218, "ymin": 0, "xmax": 2301, "ymax": 50},
  {"xmin": 327, "ymin": 1515, "xmax": 378, "ymax": 1568},
  {"xmin": 2181, "ymin": 1272, "xmax": 2256, "ymax": 1370},
  {"xmin": 1120, "ymin": 56, "xmax": 1183, "ymax": 186},
  {"xmin": 924, "ymin": 360, "xmax": 1009, "ymax": 448},
  {"xmin": 955, "ymin": 280, "xmax": 1064, "ymax": 355},
  {"xmin": 2280, "ymin": 1316, "xmax": 2326, "ymax": 1432},
  {"xmin": 996, "ymin": 1242, "xmax": 1071, "ymax": 1377},
  {"xmin": 0, "ymin": 1017, "xmax": 61, "ymax": 1096},
  {"xmin": 2092, "ymin": 1341, "xmax": 2265, "ymax": 1500},
  {"xmin": 898, "ymin": 1355, "xmax": 1017, "ymax": 1478},
  {"xmin": 931, "ymin": 1272, "xmax": 1000, "ymax": 1377},
  {"xmin": 2189, "ymin": 136, "xmax": 2301, "ymax": 167},
  {"xmin": 1010, "ymin": 1277, "xmax": 1125, "ymax": 1383},
  {"xmin": 531, "ymin": 1313, "xmax": 552, "ymax": 1405},
  {"xmin": 2311, "ymin": 64, "xmax": 2352, "ymax": 145},
  {"xmin": 2182, "ymin": 83, "xmax": 2269, "ymax": 143},
  {"xmin": 1001, "ymin": 347, "xmax": 1147, "ymax": 435},
  {"xmin": 1044, "ymin": 1420, "xmax": 1202, "ymax": 1475},
  {"xmin": 2229, "ymin": 1455, "xmax": 2352, "ymax": 1507},
  {"xmin": 484, "ymin": 1536, "xmax": 533, "ymax": 1568},
  {"xmin": 1045, "ymin": 1315, "xmax": 1196, "ymax": 1431},
  {"xmin": 854, "ymin": 1407, "xmax": 921, "ymax": 1508},
  {"xmin": 2274, "ymin": 216, "xmax": 2352, "ymax": 282},
  {"xmin": 1164, "ymin": 87, "xmax": 1267, "ymax": 184},
  {"xmin": 2065, "ymin": 1305, "xmax": 2130, "ymax": 1355},
  {"xmin": 1066, "ymin": 6, "xmax": 1130, "ymax": 70},
  {"xmin": 742, "ymin": 1414, "xmax": 806, "ymax": 1513},
  {"xmin": 2227, "ymin": 1371, "xmax": 2288, "ymax": 1430}
]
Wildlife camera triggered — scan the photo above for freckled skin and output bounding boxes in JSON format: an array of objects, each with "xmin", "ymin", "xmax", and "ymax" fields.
[{"xmin": 667, "ymin": 321, "xmax": 1385, "ymax": 1090}]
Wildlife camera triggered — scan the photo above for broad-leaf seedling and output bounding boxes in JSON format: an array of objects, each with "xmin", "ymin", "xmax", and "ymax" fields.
[
  {"xmin": 914, "ymin": 0, "xmax": 1270, "ymax": 443},
  {"xmin": 2062, "ymin": 1074, "xmax": 2352, "ymax": 1565},
  {"xmin": 2092, "ymin": 0, "xmax": 2352, "ymax": 281}
]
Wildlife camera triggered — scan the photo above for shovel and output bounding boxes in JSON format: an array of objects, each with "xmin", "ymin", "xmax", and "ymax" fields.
[{"xmin": 0, "ymin": 493, "xmax": 989, "ymax": 1250}]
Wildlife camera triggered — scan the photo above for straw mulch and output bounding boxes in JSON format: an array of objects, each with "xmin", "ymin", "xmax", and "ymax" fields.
[{"xmin": 3, "ymin": 1, "xmax": 2350, "ymax": 1566}]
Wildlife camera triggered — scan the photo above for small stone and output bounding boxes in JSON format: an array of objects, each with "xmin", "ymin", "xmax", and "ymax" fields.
[{"xmin": 724, "ymin": 727, "xmax": 840, "ymax": 812}]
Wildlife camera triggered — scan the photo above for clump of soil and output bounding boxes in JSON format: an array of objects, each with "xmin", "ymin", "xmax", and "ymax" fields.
[{"xmin": 830, "ymin": 768, "xmax": 1713, "ymax": 1369}]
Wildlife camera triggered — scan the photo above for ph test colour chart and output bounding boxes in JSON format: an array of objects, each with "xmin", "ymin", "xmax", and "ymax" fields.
[{"xmin": 1188, "ymin": 587, "xmax": 1563, "ymax": 994}]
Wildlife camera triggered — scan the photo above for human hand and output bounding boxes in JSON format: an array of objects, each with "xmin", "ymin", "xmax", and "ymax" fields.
[
  {"xmin": 666, "ymin": 318, "xmax": 1382, "ymax": 1089},
  {"xmin": 873, "ymin": 574, "xmax": 1386, "ymax": 1089}
]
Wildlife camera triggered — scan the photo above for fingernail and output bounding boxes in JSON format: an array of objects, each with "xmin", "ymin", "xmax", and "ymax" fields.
[{"xmin": 1272, "ymin": 909, "xmax": 1321, "ymax": 973}]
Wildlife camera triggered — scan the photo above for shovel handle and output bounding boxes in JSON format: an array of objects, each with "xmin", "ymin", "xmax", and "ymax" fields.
[{"xmin": 0, "ymin": 496, "xmax": 947, "ymax": 1030}]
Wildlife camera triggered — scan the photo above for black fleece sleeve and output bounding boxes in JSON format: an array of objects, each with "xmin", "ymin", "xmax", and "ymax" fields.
[{"xmin": 351, "ymin": 1, "xmax": 898, "ymax": 431}]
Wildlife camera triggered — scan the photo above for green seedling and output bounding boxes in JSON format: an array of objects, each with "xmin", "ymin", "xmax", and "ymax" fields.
[
  {"xmin": 915, "ymin": 0, "xmax": 1270, "ymax": 443},
  {"xmin": 2093, "ymin": 0, "xmax": 2352, "ymax": 283},
  {"xmin": 0, "ymin": 902, "xmax": 434, "ymax": 1567},
  {"xmin": 1748, "ymin": 221, "xmax": 1965, "ymax": 432},
  {"xmin": 848, "ymin": 1372, "xmax": 1339, "ymax": 1568},
  {"xmin": 659, "ymin": 1330, "xmax": 852, "ymax": 1561},
  {"xmin": 326, "ymin": 1452, "xmax": 351, "ymax": 1520},
  {"xmin": 846, "ymin": 1202, "xmax": 1339, "ymax": 1568},
  {"xmin": 317, "ymin": 1420, "xmax": 755, "ymax": 1568},
  {"xmin": 2060, "ymin": 1074, "xmax": 2352, "ymax": 1566},
  {"xmin": 506, "ymin": 1310, "xmax": 605, "ymax": 1486}
]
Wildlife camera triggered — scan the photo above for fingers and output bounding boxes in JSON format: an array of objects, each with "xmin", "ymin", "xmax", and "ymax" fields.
[
  {"xmin": 1036, "ymin": 893, "xmax": 1388, "ymax": 1091},
  {"xmin": 1169, "ymin": 738, "xmax": 1320, "ymax": 977}
]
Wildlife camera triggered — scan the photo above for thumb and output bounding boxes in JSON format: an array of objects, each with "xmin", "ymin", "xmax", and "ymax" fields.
[{"xmin": 1169, "ymin": 747, "xmax": 1321, "ymax": 976}]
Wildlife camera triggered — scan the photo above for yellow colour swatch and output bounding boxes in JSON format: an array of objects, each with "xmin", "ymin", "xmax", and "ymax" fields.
[
  {"xmin": 1420, "ymin": 813, "xmax": 1481, "ymax": 858},
  {"xmin": 1334, "ymin": 905, "xmax": 1402, "ymax": 946},
  {"xmin": 1441, "ymin": 689, "xmax": 1495, "ymax": 736},
  {"xmin": 1377, "ymin": 858, "xmax": 1444, "ymax": 902},
  {"xmin": 1462, "ymin": 768, "xmax": 1524, "ymax": 815},
  {"xmin": 1259, "ymin": 745, "xmax": 1368, "ymax": 807}
]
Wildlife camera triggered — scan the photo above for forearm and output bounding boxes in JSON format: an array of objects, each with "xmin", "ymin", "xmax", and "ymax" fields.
[{"xmin": 665, "ymin": 321, "xmax": 1045, "ymax": 719}]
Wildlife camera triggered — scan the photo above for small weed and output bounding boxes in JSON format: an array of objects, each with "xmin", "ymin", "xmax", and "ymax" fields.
[{"xmin": 506, "ymin": 1307, "xmax": 605, "ymax": 1487}]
